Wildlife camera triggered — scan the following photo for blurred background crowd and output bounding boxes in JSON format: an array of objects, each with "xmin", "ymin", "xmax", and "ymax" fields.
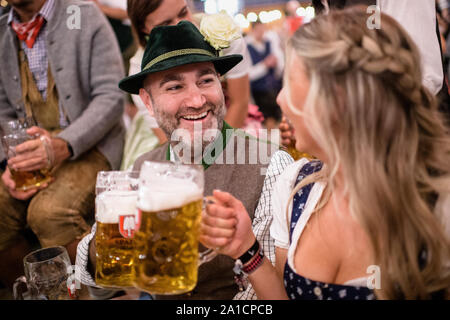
[{"xmin": 2, "ymin": 0, "xmax": 448, "ymax": 148}]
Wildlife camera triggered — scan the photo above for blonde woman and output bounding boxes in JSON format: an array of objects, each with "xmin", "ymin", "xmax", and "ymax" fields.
[{"xmin": 200, "ymin": 7, "xmax": 450, "ymax": 300}]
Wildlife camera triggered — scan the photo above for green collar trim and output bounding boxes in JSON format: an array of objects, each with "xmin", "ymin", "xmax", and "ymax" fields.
[{"xmin": 166, "ymin": 121, "xmax": 234, "ymax": 170}]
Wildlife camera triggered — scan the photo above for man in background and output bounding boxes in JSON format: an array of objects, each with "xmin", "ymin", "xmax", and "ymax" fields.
[{"xmin": 0, "ymin": 0, "xmax": 124, "ymax": 291}]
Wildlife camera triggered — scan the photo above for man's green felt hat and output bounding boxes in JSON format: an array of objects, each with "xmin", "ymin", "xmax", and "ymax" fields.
[{"xmin": 119, "ymin": 20, "xmax": 243, "ymax": 94}]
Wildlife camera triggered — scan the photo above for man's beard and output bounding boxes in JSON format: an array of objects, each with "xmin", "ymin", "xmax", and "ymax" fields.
[{"xmin": 152, "ymin": 100, "xmax": 227, "ymax": 163}]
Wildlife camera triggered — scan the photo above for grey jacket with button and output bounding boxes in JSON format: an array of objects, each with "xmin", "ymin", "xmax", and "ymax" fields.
[{"xmin": 0, "ymin": 0, "xmax": 125, "ymax": 169}]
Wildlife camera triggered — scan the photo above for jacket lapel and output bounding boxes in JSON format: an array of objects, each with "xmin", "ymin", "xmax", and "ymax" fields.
[{"xmin": 2, "ymin": 28, "xmax": 23, "ymax": 112}]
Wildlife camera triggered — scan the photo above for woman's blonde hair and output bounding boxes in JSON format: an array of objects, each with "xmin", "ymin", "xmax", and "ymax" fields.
[{"xmin": 285, "ymin": 6, "xmax": 450, "ymax": 299}]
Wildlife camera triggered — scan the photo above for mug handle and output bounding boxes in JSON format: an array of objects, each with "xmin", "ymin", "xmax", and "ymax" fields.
[
  {"xmin": 198, "ymin": 248, "xmax": 218, "ymax": 266},
  {"xmin": 13, "ymin": 276, "xmax": 28, "ymax": 300},
  {"xmin": 198, "ymin": 196, "xmax": 221, "ymax": 266}
]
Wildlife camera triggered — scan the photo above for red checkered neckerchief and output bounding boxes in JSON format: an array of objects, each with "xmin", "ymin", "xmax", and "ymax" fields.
[{"xmin": 10, "ymin": 14, "xmax": 45, "ymax": 49}]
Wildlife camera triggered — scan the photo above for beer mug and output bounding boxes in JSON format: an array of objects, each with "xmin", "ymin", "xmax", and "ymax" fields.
[
  {"xmin": 0, "ymin": 117, "xmax": 52, "ymax": 190},
  {"xmin": 95, "ymin": 171, "xmax": 139, "ymax": 288},
  {"xmin": 133, "ymin": 161, "xmax": 217, "ymax": 295},
  {"xmin": 13, "ymin": 246, "xmax": 72, "ymax": 300}
]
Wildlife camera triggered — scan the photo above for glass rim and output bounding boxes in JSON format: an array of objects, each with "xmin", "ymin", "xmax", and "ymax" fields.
[
  {"xmin": 23, "ymin": 246, "xmax": 69, "ymax": 265},
  {"xmin": 139, "ymin": 160, "xmax": 204, "ymax": 182},
  {"xmin": 0, "ymin": 117, "xmax": 36, "ymax": 137},
  {"xmin": 96, "ymin": 171, "xmax": 140, "ymax": 182},
  {"xmin": 0, "ymin": 116, "xmax": 36, "ymax": 126},
  {"xmin": 140, "ymin": 160, "xmax": 203, "ymax": 171},
  {"xmin": 96, "ymin": 170, "xmax": 139, "ymax": 177},
  {"xmin": 96, "ymin": 171, "xmax": 140, "ymax": 194}
]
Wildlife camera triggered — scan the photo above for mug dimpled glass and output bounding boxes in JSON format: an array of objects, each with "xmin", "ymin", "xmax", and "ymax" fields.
[
  {"xmin": 13, "ymin": 246, "xmax": 72, "ymax": 300},
  {"xmin": 94, "ymin": 171, "xmax": 139, "ymax": 289},
  {"xmin": 132, "ymin": 161, "xmax": 216, "ymax": 295},
  {"xmin": 0, "ymin": 117, "xmax": 52, "ymax": 190}
]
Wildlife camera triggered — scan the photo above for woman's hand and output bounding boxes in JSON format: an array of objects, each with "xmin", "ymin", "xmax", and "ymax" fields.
[{"xmin": 200, "ymin": 190, "xmax": 256, "ymax": 259}]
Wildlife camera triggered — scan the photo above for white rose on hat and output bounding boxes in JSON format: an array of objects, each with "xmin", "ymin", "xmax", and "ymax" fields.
[{"xmin": 200, "ymin": 10, "xmax": 241, "ymax": 51}]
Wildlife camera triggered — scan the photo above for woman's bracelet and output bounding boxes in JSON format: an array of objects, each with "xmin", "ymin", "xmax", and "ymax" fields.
[
  {"xmin": 241, "ymin": 251, "xmax": 264, "ymax": 274},
  {"xmin": 237, "ymin": 238, "xmax": 260, "ymax": 265},
  {"xmin": 233, "ymin": 239, "xmax": 264, "ymax": 291}
]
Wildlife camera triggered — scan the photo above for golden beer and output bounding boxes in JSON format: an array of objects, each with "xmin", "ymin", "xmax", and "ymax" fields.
[
  {"xmin": 133, "ymin": 199, "xmax": 203, "ymax": 295},
  {"xmin": 95, "ymin": 190, "xmax": 138, "ymax": 288},
  {"xmin": 10, "ymin": 167, "xmax": 52, "ymax": 191},
  {"xmin": 95, "ymin": 222, "xmax": 135, "ymax": 288}
]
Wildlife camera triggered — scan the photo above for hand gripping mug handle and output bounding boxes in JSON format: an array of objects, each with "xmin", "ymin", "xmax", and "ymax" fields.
[
  {"xmin": 13, "ymin": 276, "xmax": 28, "ymax": 300},
  {"xmin": 198, "ymin": 196, "xmax": 220, "ymax": 266}
]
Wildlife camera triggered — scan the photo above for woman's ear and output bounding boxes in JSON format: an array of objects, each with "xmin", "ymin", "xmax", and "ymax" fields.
[{"xmin": 139, "ymin": 88, "xmax": 155, "ymax": 116}]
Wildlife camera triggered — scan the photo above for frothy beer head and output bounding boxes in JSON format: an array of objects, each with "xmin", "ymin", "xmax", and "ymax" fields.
[
  {"xmin": 138, "ymin": 177, "xmax": 203, "ymax": 212},
  {"xmin": 96, "ymin": 190, "xmax": 138, "ymax": 223}
]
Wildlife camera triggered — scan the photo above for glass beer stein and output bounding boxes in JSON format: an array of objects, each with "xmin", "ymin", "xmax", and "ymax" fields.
[
  {"xmin": 133, "ymin": 161, "xmax": 217, "ymax": 295},
  {"xmin": 95, "ymin": 171, "xmax": 139, "ymax": 288},
  {"xmin": 13, "ymin": 246, "xmax": 72, "ymax": 300},
  {"xmin": 0, "ymin": 117, "xmax": 52, "ymax": 190}
]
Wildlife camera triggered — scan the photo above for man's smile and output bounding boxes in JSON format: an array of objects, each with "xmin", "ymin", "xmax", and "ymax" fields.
[
  {"xmin": 180, "ymin": 110, "xmax": 209, "ymax": 121},
  {"xmin": 179, "ymin": 110, "xmax": 213, "ymax": 124}
]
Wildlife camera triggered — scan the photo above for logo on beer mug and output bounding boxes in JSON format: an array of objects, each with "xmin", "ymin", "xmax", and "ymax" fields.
[{"xmin": 119, "ymin": 214, "xmax": 139, "ymax": 239}]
